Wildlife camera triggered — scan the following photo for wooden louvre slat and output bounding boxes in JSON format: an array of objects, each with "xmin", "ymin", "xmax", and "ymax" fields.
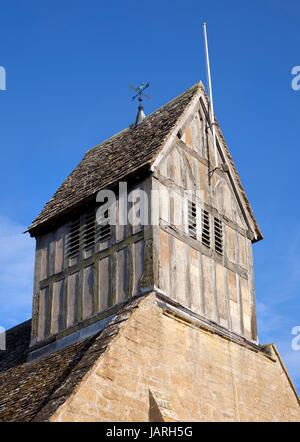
[
  {"xmin": 66, "ymin": 218, "xmax": 81, "ymax": 258},
  {"xmin": 201, "ymin": 209, "xmax": 210, "ymax": 248},
  {"xmin": 214, "ymin": 218, "xmax": 223, "ymax": 255},
  {"xmin": 188, "ymin": 201, "xmax": 197, "ymax": 239}
]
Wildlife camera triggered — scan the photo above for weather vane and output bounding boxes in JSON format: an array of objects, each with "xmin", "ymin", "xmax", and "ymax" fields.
[
  {"xmin": 130, "ymin": 82, "xmax": 150, "ymax": 102},
  {"xmin": 129, "ymin": 82, "xmax": 150, "ymax": 127}
]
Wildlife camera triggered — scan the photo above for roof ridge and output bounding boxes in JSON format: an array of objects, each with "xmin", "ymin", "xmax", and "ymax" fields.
[
  {"xmin": 29, "ymin": 82, "xmax": 202, "ymax": 233},
  {"xmin": 85, "ymin": 82, "xmax": 202, "ymax": 157}
]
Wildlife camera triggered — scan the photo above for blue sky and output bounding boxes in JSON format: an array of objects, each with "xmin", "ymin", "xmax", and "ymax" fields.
[{"xmin": 0, "ymin": 0, "xmax": 299, "ymax": 392}]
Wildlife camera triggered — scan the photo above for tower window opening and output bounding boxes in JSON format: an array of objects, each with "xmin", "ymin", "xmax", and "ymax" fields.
[
  {"xmin": 201, "ymin": 209, "xmax": 210, "ymax": 248},
  {"xmin": 84, "ymin": 208, "xmax": 97, "ymax": 250},
  {"xmin": 188, "ymin": 201, "xmax": 197, "ymax": 239},
  {"xmin": 65, "ymin": 205, "xmax": 113, "ymax": 259},
  {"xmin": 214, "ymin": 217, "xmax": 223, "ymax": 255},
  {"xmin": 66, "ymin": 218, "xmax": 81, "ymax": 258},
  {"xmin": 96, "ymin": 207, "xmax": 112, "ymax": 242}
]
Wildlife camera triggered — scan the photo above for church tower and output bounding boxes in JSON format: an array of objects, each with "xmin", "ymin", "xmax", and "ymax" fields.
[
  {"xmin": 0, "ymin": 83, "xmax": 299, "ymax": 422},
  {"xmin": 27, "ymin": 83, "xmax": 262, "ymax": 357}
]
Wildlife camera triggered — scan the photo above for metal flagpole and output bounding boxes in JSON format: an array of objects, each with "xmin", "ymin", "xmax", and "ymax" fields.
[{"xmin": 203, "ymin": 22, "xmax": 219, "ymax": 168}]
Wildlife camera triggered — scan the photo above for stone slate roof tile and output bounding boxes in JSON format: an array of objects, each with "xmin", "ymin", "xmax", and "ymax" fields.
[
  {"xmin": 0, "ymin": 320, "xmax": 31, "ymax": 372},
  {"xmin": 28, "ymin": 84, "xmax": 200, "ymax": 234}
]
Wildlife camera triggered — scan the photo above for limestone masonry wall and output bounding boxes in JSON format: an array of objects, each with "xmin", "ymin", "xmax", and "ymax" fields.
[{"xmin": 50, "ymin": 294, "xmax": 300, "ymax": 422}]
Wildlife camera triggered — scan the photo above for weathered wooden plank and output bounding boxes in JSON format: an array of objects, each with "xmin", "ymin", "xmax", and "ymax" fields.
[
  {"xmin": 167, "ymin": 145, "xmax": 175, "ymax": 180},
  {"xmin": 238, "ymin": 233, "xmax": 247, "ymax": 270},
  {"xmin": 67, "ymin": 272, "xmax": 79, "ymax": 327},
  {"xmin": 237, "ymin": 274, "xmax": 245, "ymax": 336},
  {"xmin": 30, "ymin": 294, "xmax": 39, "ymax": 343},
  {"xmin": 172, "ymin": 148, "xmax": 182, "ymax": 187},
  {"xmin": 61, "ymin": 277, "xmax": 68, "ymax": 331},
  {"xmin": 82, "ymin": 265, "xmax": 94, "ymax": 320},
  {"xmin": 47, "ymin": 231, "xmax": 56, "ymax": 278},
  {"xmin": 99, "ymin": 256, "xmax": 110, "ymax": 311},
  {"xmin": 33, "ymin": 237, "xmax": 43, "ymax": 296},
  {"xmin": 182, "ymin": 195, "xmax": 189, "ymax": 236},
  {"xmin": 140, "ymin": 238, "xmax": 154, "ymax": 291},
  {"xmin": 229, "ymin": 272, "xmax": 241, "ymax": 335},
  {"xmin": 51, "ymin": 279, "xmax": 64, "ymax": 335},
  {"xmin": 158, "ymin": 156, "xmax": 168, "ymax": 177},
  {"xmin": 44, "ymin": 285, "xmax": 52, "ymax": 338},
  {"xmin": 228, "ymin": 270, "xmax": 238, "ymax": 302},
  {"xmin": 129, "ymin": 185, "xmax": 145, "ymax": 235},
  {"xmin": 202, "ymin": 254, "xmax": 214, "ymax": 322},
  {"xmin": 93, "ymin": 258, "xmax": 100, "ymax": 314},
  {"xmin": 174, "ymin": 238, "xmax": 186, "ymax": 305},
  {"xmin": 190, "ymin": 110, "xmax": 203, "ymax": 153},
  {"xmin": 211, "ymin": 257, "xmax": 220, "ymax": 324},
  {"xmin": 159, "ymin": 184, "xmax": 170, "ymax": 224},
  {"xmin": 77, "ymin": 268, "xmax": 84, "ymax": 323},
  {"xmin": 109, "ymin": 252, "xmax": 117, "ymax": 305},
  {"xmin": 133, "ymin": 240, "xmax": 144, "ymax": 296},
  {"xmin": 198, "ymin": 107, "xmax": 207, "ymax": 159},
  {"xmin": 189, "ymin": 246, "xmax": 200, "ymax": 312},
  {"xmin": 55, "ymin": 225, "xmax": 65, "ymax": 274},
  {"xmin": 215, "ymin": 262, "xmax": 227, "ymax": 328},
  {"xmin": 116, "ymin": 194, "xmax": 126, "ymax": 243},
  {"xmin": 198, "ymin": 252, "xmax": 206, "ymax": 316},
  {"xmin": 40, "ymin": 235, "xmax": 48, "ymax": 283},
  {"xmin": 180, "ymin": 149, "xmax": 188, "ymax": 190},
  {"xmin": 169, "ymin": 233, "xmax": 176, "ymax": 301},
  {"xmin": 224, "ymin": 268, "xmax": 232, "ymax": 331},
  {"xmin": 159, "ymin": 229, "xmax": 170, "ymax": 295},
  {"xmin": 173, "ymin": 189, "xmax": 184, "ymax": 232},
  {"xmin": 192, "ymin": 157, "xmax": 201, "ymax": 197},
  {"xmin": 240, "ymin": 275, "xmax": 251, "ymax": 339},
  {"xmin": 116, "ymin": 248, "xmax": 127, "ymax": 303},
  {"xmin": 185, "ymin": 126, "xmax": 192, "ymax": 147},
  {"xmin": 37, "ymin": 288, "xmax": 47, "ymax": 342}
]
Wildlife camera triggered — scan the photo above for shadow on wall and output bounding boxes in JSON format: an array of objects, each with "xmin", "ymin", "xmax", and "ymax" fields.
[{"xmin": 148, "ymin": 390, "xmax": 164, "ymax": 422}]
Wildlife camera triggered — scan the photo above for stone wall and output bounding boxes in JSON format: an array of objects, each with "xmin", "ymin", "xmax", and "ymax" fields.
[{"xmin": 50, "ymin": 294, "xmax": 300, "ymax": 422}]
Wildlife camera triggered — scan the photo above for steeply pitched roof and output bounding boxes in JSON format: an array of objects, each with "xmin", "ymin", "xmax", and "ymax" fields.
[
  {"xmin": 0, "ymin": 296, "xmax": 142, "ymax": 422},
  {"xmin": 28, "ymin": 84, "xmax": 200, "ymax": 235},
  {"xmin": 28, "ymin": 82, "xmax": 262, "ymax": 240},
  {"xmin": 0, "ymin": 320, "xmax": 31, "ymax": 372},
  {"xmin": 215, "ymin": 123, "xmax": 262, "ymax": 240}
]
